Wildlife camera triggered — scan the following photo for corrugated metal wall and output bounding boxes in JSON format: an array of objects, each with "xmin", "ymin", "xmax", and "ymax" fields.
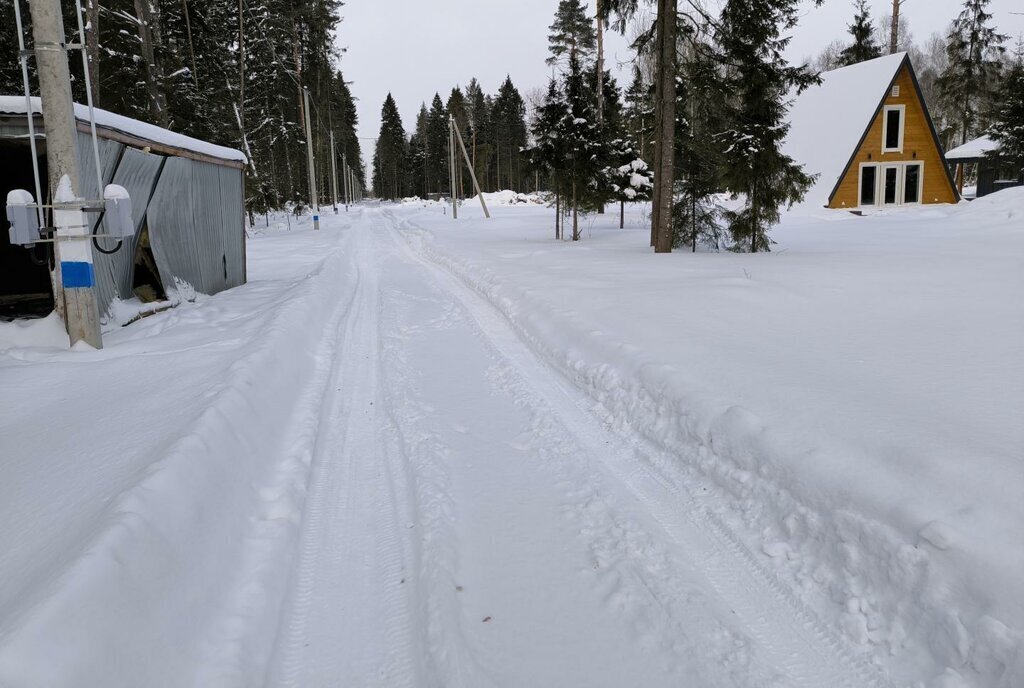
[
  {"xmin": 2, "ymin": 121, "xmax": 246, "ymax": 317},
  {"xmin": 147, "ymin": 157, "xmax": 245, "ymax": 300}
]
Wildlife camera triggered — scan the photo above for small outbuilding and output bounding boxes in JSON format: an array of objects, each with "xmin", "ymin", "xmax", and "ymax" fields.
[
  {"xmin": 783, "ymin": 52, "xmax": 959, "ymax": 210},
  {"xmin": 944, "ymin": 135, "xmax": 1024, "ymax": 199},
  {"xmin": 1, "ymin": 97, "xmax": 247, "ymax": 320}
]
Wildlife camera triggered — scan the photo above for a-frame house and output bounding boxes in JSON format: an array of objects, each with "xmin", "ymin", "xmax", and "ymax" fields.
[{"xmin": 783, "ymin": 52, "xmax": 959, "ymax": 210}]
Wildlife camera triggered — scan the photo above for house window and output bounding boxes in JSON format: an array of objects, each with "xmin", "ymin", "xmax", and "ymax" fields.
[
  {"xmin": 904, "ymin": 163, "xmax": 923, "ymax": 203},
  {"xmin": 883, "ymin": 105, "xmax": 905, "ymax": 152},
  {"xmin": 860, "ymin": 165, "xmax": 877, "ymax": 205}
]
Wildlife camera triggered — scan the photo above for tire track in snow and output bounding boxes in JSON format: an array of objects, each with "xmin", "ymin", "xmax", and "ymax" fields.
[
  {"xmin": 385, "ymin": 209, "xmax": 897, "ymax": 688},
  {"xmin": 265, "ymin": 215, "xmax": 422, "ymax": 687}
]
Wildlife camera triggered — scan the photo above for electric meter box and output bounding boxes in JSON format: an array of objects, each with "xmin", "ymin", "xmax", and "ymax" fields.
[
  {"xmin": 6, "ymin": 189, "xmax": 39, "ymax": 246},
  {"xmin": 103, "ymin": 185, "xmax": 135, "ymax": 238}
]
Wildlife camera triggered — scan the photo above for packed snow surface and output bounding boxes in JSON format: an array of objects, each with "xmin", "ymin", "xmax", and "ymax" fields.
[{"xmin": 1, "ymin": 192, "xmax": 1021, "ymax": 688}]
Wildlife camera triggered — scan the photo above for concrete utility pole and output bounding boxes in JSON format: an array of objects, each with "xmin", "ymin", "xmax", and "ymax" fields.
[
  {"xmin": 329, "ymin": 130, "xmax": 338, "ymax": 213},
  {"xmin": 29, "ymin": 0, "xmax": 102, "ymax": 348},
  {"xmin": 452, "ymin": 118, "xmax": 490, "ymax": 218},
  {"xmin": 342, "ymin": 153, "xmax": 350, "ymax": 210},
  {"xmin": 302, "ymin": 87, "xmax": 319, "ymax": 230}
]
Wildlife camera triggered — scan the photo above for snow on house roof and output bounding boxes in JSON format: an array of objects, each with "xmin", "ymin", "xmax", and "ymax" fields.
[
  {"xmin": 944, "ymin": 134, "xmax": 998, "ymax": 161},
  {"xmin": 0, "ymin": 96, "xmax": 247, "ymax": 164},
  {"xmin": 782, "ymin": 52, "xmax": 908, "ymax": 207}
]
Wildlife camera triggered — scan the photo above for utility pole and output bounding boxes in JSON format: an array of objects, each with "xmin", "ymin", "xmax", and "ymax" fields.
[
  {"xmin": 302, "ymin": 87, "xmax": 319, "ymax": 230},
  {"xmin": 28, "ymin": 0, "xmax": 102, "ymax": 348},
  {"xmin": 342, "ymin": 153, "xmax": 350, "ymax": 210},
  {"xmin": 452, "ymin": 118, "xmax": 490, "ymax": 218},
  {"xmin": 449, "ymin": 115, "xmax": 458, "ymax": 219},
  {"xmin": 329, "ymin": 130, "xmax": 338, "ymax": 213}
]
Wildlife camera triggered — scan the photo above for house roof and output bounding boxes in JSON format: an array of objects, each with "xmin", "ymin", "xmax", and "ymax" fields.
[
  {"xmin": 782, "ymin": 53, "xmax": 908, "ymax": 207},
  {"xmin": 0, "ymin": 96, "xmax": 246, "ymax": 165},
  {"xmin": 945, "ymin": 135, "xmax": 998, "ymax": 161}
]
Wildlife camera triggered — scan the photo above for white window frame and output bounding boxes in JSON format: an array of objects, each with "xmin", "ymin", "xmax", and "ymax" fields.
[
  {"xmin": 902, "ymin": 161, "xmax": 924, "ymax": 204},
  {"xmin": 880, "ymin": 163, "xmax": 902, "ymax": 205},
  {"xmin": 882, "ymin": 105, "xmax": 906, "ymax": 153},
  {"xmin": 858, "ymin": 163, "xmax": 879, "ymax": 206}
]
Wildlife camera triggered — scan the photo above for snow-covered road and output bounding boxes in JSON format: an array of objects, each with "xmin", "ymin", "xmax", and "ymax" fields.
[{"xmin": 1, "ymin": 203, "xmax": 1014, "ymax": 686}]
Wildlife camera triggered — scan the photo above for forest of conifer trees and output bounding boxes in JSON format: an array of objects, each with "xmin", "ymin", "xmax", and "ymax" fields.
[{"xmin": 0, "ymin": 0, "xmax": 364, "ymax": 217}]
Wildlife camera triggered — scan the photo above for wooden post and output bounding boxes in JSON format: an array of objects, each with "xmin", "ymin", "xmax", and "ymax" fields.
[
  {"xmin": 449, "ymin": 115, "xmax": 458, "ymax": 219},
  {"xmin": 29, "ymin": 0, "xmax": 102, "ymax": 347},
  {"xmin": 453, "ymin": 117, "xmax": 490, "ymax": 218}
]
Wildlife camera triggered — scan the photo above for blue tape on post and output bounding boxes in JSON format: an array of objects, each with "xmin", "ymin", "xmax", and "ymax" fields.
[
  {"xmin": 313, "ymin": 215, "xmax": 320, "ymax": 222},
  {"xmin": 61, "ymin": 261, "xmax": 95, "ymax": 288}
]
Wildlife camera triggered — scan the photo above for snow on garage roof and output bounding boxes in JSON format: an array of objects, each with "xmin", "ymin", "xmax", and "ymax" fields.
[
  {"xmin": 945, "ymin": 134, "xmax": 998, "ymax": 161},
  {"xmin": 782, "ymin": 52, "xmax": 908, "ymax": 207},
  {"xmin": 0, "ymin": 96, "xmax": 247, "ymax": 164}
]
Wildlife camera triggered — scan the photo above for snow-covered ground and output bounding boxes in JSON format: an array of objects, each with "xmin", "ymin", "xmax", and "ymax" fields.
[{"xmin": 0, "ymin": 193, "xmax": 1021, "ymax": 687}]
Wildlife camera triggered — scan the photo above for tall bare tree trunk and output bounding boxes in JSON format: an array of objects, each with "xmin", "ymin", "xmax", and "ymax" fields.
[
  {"xmin": 889, "ymin": 0, "xmax": 901, "ymax": 54},
  {"xmin": 133, "ymin": 0, "xmax": 169, "ymax": 126},
  {"xmin": 181, "ymin": 0, "xmax": 198, "ymax": 88},
  {"xmin": 572, "ymin": 179, "xmax": 580, "ymax": 241},
  {"xmin": 652, "ymin": 0, "xmax": 677, "ymax": 254}
]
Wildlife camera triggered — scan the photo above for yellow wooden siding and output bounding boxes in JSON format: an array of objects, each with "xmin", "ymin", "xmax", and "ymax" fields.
[{"xmin": 829, "ymin": 66, "xmax": 958, "ymax": 208}]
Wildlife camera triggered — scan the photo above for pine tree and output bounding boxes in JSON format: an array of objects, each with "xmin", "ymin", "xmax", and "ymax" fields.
[
  {"xmin": 547, "ymin": 0, "xmax": 597, "ymax": 67},
  {"xmin": 838, "ymin": 0, "xmax": 882, "ymax": 67},
  {"xmin": 938, "ymin": 0, "xmax": 1007, "ymax": 145},
  {"xmin": 987, "ymin": 40, "xmax": 1024, "ymax": 172},
  {"xmin": 717, "ymin": 0, "xmax": 817, "ymax": 253},
  {"xmin": 373, "ymin": 93, "xmax": 407, "ymax": 200}
]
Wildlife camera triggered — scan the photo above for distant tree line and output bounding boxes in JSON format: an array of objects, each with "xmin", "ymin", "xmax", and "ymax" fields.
[
  {"xmin": 0, "ymin": 0, "xmax": 364, "ymax": 216},
  {"xmin": 371, "ymin": 76, "xmax": 533, "ymax": 201}
]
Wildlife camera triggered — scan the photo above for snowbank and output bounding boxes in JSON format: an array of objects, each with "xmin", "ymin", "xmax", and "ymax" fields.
[
  {"xmin": 466, "ymin": 190, "xmax": 546, "ymax": 206},
  {"xmin": 395, "ymin": 194, "xmax": 1024, "ymax": 687}
]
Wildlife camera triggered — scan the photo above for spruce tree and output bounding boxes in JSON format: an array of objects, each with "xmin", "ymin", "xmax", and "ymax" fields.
[
  {"xmin": 529, "ymin": 79, "xmax": 571, "ymax": 238},
  {"xmin": 605, "ymin": 139, "xmax": 653, "ymax": 229},
  {"xmin": 622, "ymin": 66, "xmax": 652, "ymax": 163},
  {"xmin": 987, "ymin": 40, "xmax": 1024, "ymax": 173},
  {"xmin": 492, "ymin": 77, "xmax": 528, "ymax": 191},
  {"xmin": 373, "ymin": 93, "xmax": 408, "ymax": 201},
  {"xmin": 547, "ymin": 0, "xmax": 597, "ymax": 67},
  {"xmin": 407, "ymin": 104, "xmax": 430, "ymax": 198},
  {"xmin": 425, "ymin": 94, "xmax": 450, "ymax": 195},
  {"xmin": 838, "ymin": 0, "xmax": 882, "ymax": 67},
  {"xmin": 938, "ymin": 0, "xmax": 1007, "ymax": 145},
  {"xmin": 465, "ymin": 78, "xmax": 491, "ymax": 191},
  {"xmin": 674, "ymin": 42, "xmax": 726, "ymax": 252},
  {"xmin": 562, "ymin": 52, "xmax": 606, "ymax": 240},
  {"xmin": 717, "ymin": 0, "xmax": 817, "ymax": 253}
]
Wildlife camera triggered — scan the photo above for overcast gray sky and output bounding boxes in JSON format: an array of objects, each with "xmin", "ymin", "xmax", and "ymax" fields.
[{"xmin": 337, "ymin": 0, "xmax": 1024, "ymax": 165}]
